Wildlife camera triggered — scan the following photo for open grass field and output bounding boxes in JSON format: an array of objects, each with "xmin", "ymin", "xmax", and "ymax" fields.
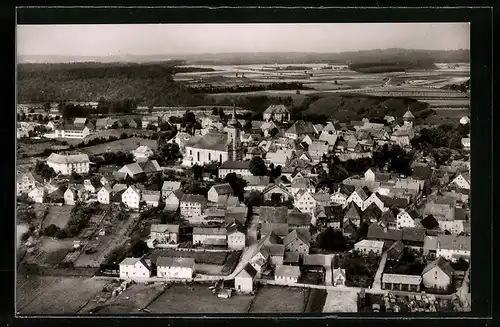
[
  {"xmin": 146, "ymin": 284, "xmax": 255, "ymax": 314},
  {"xmin": 322, "ymin": 290, "xmax": 358, "ymax": 313},
  {"xmin": 17, "ymin": 276, "xmax": 108, "ymax": 315},
  {"xmin": 305, "ymin": 289, "xmax": 328, "ymax": 313},
  {"xmin": 146, "ymin": 249, "xmax": 228, "ymax": 266},
  {"xmin": 17, "ymin": 223, "xmax": 29, "ymax": 249},
  {"xmin": 249, "ymin": 286, "xmax": 309, "ymax": 313},
  {"xmin": 42, "ymin": 205, "xmax": 73, "ymax": 229},
  {"xmin": 82, "ymin": 282, "xmax": 166, "ymax": 314},
  {"xmin": 79, "ymin": 136, "xmax": 157, "ymax": 155},
  {"xmin": 63, "ymin": 129, "xmax": 155, "ymax": 146},
  {"xmin": 17, "ymin": 140, "xmax": 70, "ymax": 158}
]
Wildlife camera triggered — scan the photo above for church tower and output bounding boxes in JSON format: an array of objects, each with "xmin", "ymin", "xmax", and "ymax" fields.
[
  {"xmin": 226, "ymin": 105, "xmax": 242, "ymax": 161},
  {"xmin": 402, "ymin": 106, "xmax": 415, "ymax": 129}
]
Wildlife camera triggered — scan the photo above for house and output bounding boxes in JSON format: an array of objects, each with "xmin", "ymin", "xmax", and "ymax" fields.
[
  {"xmin": 259, "ymin": 206, "xmax": 288, "ymax": 224},
  {"xmin": 451, "ymin": 172, "xmax": 470, "ymax": 190},
  {"xmin": 316, "ymin": 205, "xmax": 344, "ymax": 229},
  {"xmin": 97, "ymin": 185, "xmax": 113, "ymax": 204},
  {"xmin": 138, "ymin": 160, "xmax": 162, "ymax": 174},
  {"xmin": 156, "ymin": 257, "xmax": 195, "ymax": 279},
  {"xmin": 207, "ymin": 183, "xmax": 234, "ymax": 203},
  {"xmin": 330, "ymin": 189, "xmax": 348, "ymax": 207},
  {"xmin": 460, "ymin": 137, "xmax": 470, "ymax": 151},
  {"xmin": 149, "ymin": 224, "xmax": 179, "ymax": 245},
  {"xmin": 64, "ymin": 187, "xmax": 77, "ymax": 205},
  {"xmin": 193, "ymin": 227, "xmax": 227, "ymax": 246},
  {"xmin": 161, "ymin": 181, "xmax": 181, "ymax": 196},
  {"xmin": 16, "ymin": 170, "xmax": 36, "ymax": 195},
  {"xmin": 119, "ymin": 257, "xmax": 152, "ymax": 280},
  {"xmin": 367, "ymin": 223, "xmax": 403, "ymax": 247},
  {"xmin": 343, "ymin": 202, "xmax": 362, "ymax": 228},
  {"xmin": 422, "ymin": 256, "xmax": 455, "ymax": 290},
  {"xmin": 283, "ymin": 252, "xmax": 300, "ymax": 266},
  {"xmin": 423, "ymin": 236, "xmax": 439, "ymax": 259},
  {"xmin": 28, "ymin": 187, "xmax": 45, "ymax": 203},
  {"xmin": 46, "ymin": 152, "xmax": 90, "ymax": 175},
  {"xmin": 266, "ymin": 244, "xmax": 285, "ymax": 266},
  {"xmin": 180, "ymin": 194, "xmax": 207, "ymax": 218},
  {"xmin": 262, "ymin": 184, "xmax": 293, "ymax": 203},
  {"xmin": 54, "ymin": 124, "xmax": 90, "ymax": 139},
  {"xmin": 183, "ymin": 132, "xmax": 230, "ymax": 166},
  {"xmin": 243, "ymin": 175, "xmax": 270, "ymax": 192},
  {"xmin": 142, "ymin": 190, "xmax": 161, "ymax": 207},
  {"xmin": 303, "ymin": 254, "xmax": 328, "ymax": 270},
  {"xmin": 132, "ymin": 145, "xmax": 154, "ymax": 161},
  {"xmin": 265, "ymin": 149, "xmax": 294, "ymax": 167},
  {"xmin": 396, "ymin": 209, "xmax": 420, "ymax": 229},
  {"xmin": 390, "ymin": 128, "xmax": 414, "ymax": 146},
  {"xmin": 118, "ymin": 163, "xmax": 144, "ymax": 179},
  {"xmin": 379, "ymin": 207, "xmax": 398, "ymax": 229},
  {"xmin": 263, "ymin": 104, "xmax": 290, "ymax": 122},
  {"xmin": 46, "ymin": 121, "xmax": 56, "ymax": 131},
  {"xmin": 402, "ymin": 227, "xmax": 426, "ymax": 248},
  {"xmin": 287, "ymin": 211, "xmax": 312, "ymax": 230},
  {"xmin": 250, "ymin": 245, "xmax": 270, "ymax": 273},
  {"xmin": 290, "ymin": 177, "xmax": 316, "ymax": 196},
  {"xmin": 285, "ymin": 120, "xmax": 316, "ymax": 140},
  {"xmin": 274, "ymin": 265, "xmax": 301, "ymax": 284},
  {"xmin": 83, "ymin": 179, "xmax": 101, "ymax": 193},
  {"xmin": 122, "ymin": 186, "xmax": 141, "ymax": 209},
  {"xmin": 436, "ymin": 235, "xmax": 471, "ymax": 262},
  {"xmin": 260, "ymin": 223, "xmax": 289, "ymax": 240},
  {"xmin": 345, "ymin": 187, "xmax": 368, "ymax": 211},
  {"xmin": 163, "ymin": 189, "xmax": 184, "ymax": 212},
  {"xmin": 354, "ymin": 239, "xmax": 384, "ymax": 255},
  {"xmin": 342, "ymin": 220, "xmax": 357, "ymax": 238},
  {"xmin": 382, "ymin": 274, "xmax": 422, "ymax": 292},
  {"xmin": 362, "ymin": 203, "xmax": 382, "ymax": 224},
  {"xmin": 227, "ymin": 222, "xmax": 246, "ymax": 250},
  {"xmin": 318, "ymin": 130, "xmax": 338, "ymax": 147},
  {"xmin": 218, "ymin": 160, "xmax": 251, "ymax": 179},
  {"xmin": 294, "ymin": 191, "xmax": 317, "ymax": 217},
  {"xmin": 421, "ymin": 215, "xmax": 440, "ymax": 233},
  {"xmin": 332, "ymin": 268, "xmax": 346, "ymax": 286},
  {"xmin": 283, "ymin": 230, "xmax": 310, "ymax": 255},
  {"xmin": 235, "ymin": 263, "xmax": 258, "ymax": 293},
  {"xmin": 386, "ymin": 240, "xmax": 405, "ymax": 261}
]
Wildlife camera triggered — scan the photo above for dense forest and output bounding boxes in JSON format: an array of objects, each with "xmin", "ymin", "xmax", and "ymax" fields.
[
  {"xmin": 348, "ymin": 60, "xmax": 437, "ymax": 73},
  {"xmin": 187, "ymin": 82, "xmax": 311, "ymax": 94},
  {"xmin": 17, "ymin": 62, "xmax": 208, "ymax": 105}
]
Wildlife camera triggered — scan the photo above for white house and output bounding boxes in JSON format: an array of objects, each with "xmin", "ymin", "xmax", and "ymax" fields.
[
  {"xmin": 354, "ymin": 239, "xmax": 384, "ymax": 255},
  {"xmin": 64, "ymin": 187, "xmax": 77, "ymax": 205},
  {"xmin": 364, "ymin": 192, "xmax": 386, "ymax": 212},
  {"xmin": 122, "ymin": 186, "xmax": 141, "ymax": 209},
  {"xmin": 364, "ymin": 168, "xmax": 376, "ymax": 182},
  {"xmin": 460, "ymin": 116, "xmax": 470, "ymax": 125},
  {"xmin": 180, "ymin": 194, "xmax": 207, "ymax": 218},
  {"xmin": 345, "ymin": 187, "xmax": 368, "ymax": 211},
  {"xmin": 28, "ymin": 187, "xmax": 45, "ymax": 203},
  {"xmin": 461, "ymin": 138, "xmax": 470, "ymax": 151},
  {"xmin": 436, "ymin": 235, "xmax": 471, "ymax": 262},
  {"xmin": 132, "ymin": 145, "xmax": 154, "ymax": 161},
  {"xmin": 227, "ymin": 222, "xmax": 246, "ymax": 250},
  {"xmin": 294, "ymin": 191, "xmax": 317, "ymax": 216},
  {"xmin": 54, "ymin": 124, "xmax": 90, "ymax": 139},
  {"xmin": 183, "ymin": 132, "xmax": 230, "ymax": 166},
  {"xmin": 163, "ymin": 189, "xmax": 184, "ymax": 212},
  {"xmin": 207, "ymin": 183, "xmax": 234, "ymax": 203},
  {"xmin": 119, "ymin": 257, "xmax": 152, "ymax": 280},
  {"xmin": 263, "ymin": 104, "xmax": 290, "ymax": 123},
  {"xmin": 234, "ymin": 264, "xmax": 258, "ymax": 293},
  {"xmin": 396, "ymin": 209, "xmax": 418, "ymax": 229},
  {"xmin": 156, "ymin": 257, "xmax": 195, "ymax": 279},
  {"xmin": 330, "ymin": 190, "xmax": 348, "ymax": 207},
  {"xmin": 16, "ymin": 171, "xmax": 36, "ymax": 196},
  {"xmin": 218, "ymin": 160, "xmax": 251, "ymax": 179},
  {"xmin": 46, "ymin": 152, "xmax": 90, "ymax": 175},
  {"xmin": 274, "ymin": 265, "xmax": 301, "ymax": 284},
  {"xmin": 451, "ymin": 172, "xmax": 470, "ymax": 190},
  {"xmin": 141, "ymin": 190, "xmax": 161, "ymax": 207},
  {"xmin": 83, "ymin": 179, "xmax": 101, "ymax": 193},
  {"xmin": 97, "ymin": 185, "xmax": 113, "ymax": 204}
]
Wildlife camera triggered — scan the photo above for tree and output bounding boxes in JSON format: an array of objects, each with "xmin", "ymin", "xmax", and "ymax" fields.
[
  {"xmin": 269, "ymin": 164, "xmax": 282, "ymax": 180},
  {"xmin": 249, "ymin": 156, "xmax": 267, "ymax": 176},
  {"xmin": 183, "ymin": 111, "xmax": 196, "ymax": 124},
  {"xmin": 212, "ymin": 107, "xmax": 218, "ymax": 115},
  {"xmin": 43, "ymin": 224, "xmax": 61, "ymax": 237},
  {"xmin": 269, "ymin": 127, "xmax": 279, "ymax": 137},
  {"xmin": 247, "ymin": 191, "xmax": 264, "ymax": 207},
  {"xmin": 243, "ymin": 120, "xmax": 253, "ymax": 131},
  {"xmin": 148, "ymin": 105, "xmax": 153, "ymax": 114},
  {"xmin": 70, "ymin": 171, "xmax": 84, "ymax": 184},
  {"xmin": 192, "ymin": 164, "xmax": 203, "ymax": 180},
  {"xmin": 159, "ymin": 142, "xmax": 182, "ymax": 164},
  {"xmin": 224, "ymin": 172, "xmax": 248, "ymax": 201},
  {"xmin": 35, "ymin": 160, "xmax": 57, "ymax": 180},
  {"xmin": 318, "ymin": 228, "xmax": 347, "ymax": 252}
]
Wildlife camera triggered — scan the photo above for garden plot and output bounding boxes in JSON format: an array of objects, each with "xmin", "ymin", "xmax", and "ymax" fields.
[
  {"xmin": 43, "ymin": 206, "xmax": 73, "ymax": 229},
  {"xmin": 80, "ymin": 137, "xmax": 157, "ymax": 155},
  {"xmin": 249, "ymin": 286, "xmax": 309, "ymax": 313},
  {"xmin": 323, "ymin": 290, "xmax": 358, "ymax": 313}
]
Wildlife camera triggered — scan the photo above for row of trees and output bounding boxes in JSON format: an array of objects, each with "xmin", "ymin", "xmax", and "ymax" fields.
[
  {"xmin": 187, "ymin": 82, "xmax": 311, "ymax": 94},
  {"xmin": 42, "ymin": 203, "xmax": 103, "ymax": 239}
]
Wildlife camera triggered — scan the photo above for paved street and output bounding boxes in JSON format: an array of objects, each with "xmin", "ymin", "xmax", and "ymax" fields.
[{"xmin": 372, "ymin": 252, "xmax": 388, "ymax": 291}]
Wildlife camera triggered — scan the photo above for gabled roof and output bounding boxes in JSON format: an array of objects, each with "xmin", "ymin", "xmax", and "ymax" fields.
[
  {"xmin": 287, "ymin": 211, "xmax": 312, "ymax": 226},
  {"xmin": 193, "ymin": 227, "xmax": 227, "ymax": 236},
  {"xmin": 119, "ymin": 162, "xmax": 144, "ymax": 176},
  {"xmin": 181, "ymin": 194, "xmax": 206, "ymax": 204},
  {"xmin": 226, "ymin": 221, "xmax": 246, "ymax": 234},
  {"xmin": 355, "ymin": 239, "xmax": 385, "ymax": 250},
  {"xmin": 188, "ymin": 132, "xmax": 228, "ymax": 151},
  {"xmin": 142, "ymin": 190, "xmax": 161, "ymax": 202},
  {"xmin": 47, "ymin": 152, "xmax": 90, "ymax": 164},
  {"xmin": 283, "ymin": 252, "xmax": 300, "ymax": 264},
  {"xmin": 162, "ymin": 181, "xmax": 181, "ymax": 192},
  {"xmin": 98, "ymin": 185, "xmax": 113, "ymax": 194},
  {"xmin": 387, "ymin": 240, "xmax": 405, "ymax": 260},
  {"xmin": 286, "ymin": 120, "xmax": 316, "ymax": 135},
  {"xmin": 275, "ymin": 264, "xmax": 300, "ymax": 278},
  {"xmin": 283, "ymin": 229, "xmax": 309, "ymax": 247},
  {"xmin": 150, "ymin": 224, "xmax": 180, "ymax": 234},
  {"xmin": 367, "ymin": 223, "xmax": 403, "ymax": 241},
  {"xmin": 353, "ymin": 186, "xmax": 368, "ymax": 201},
  {"xmin": 437, "ymin": 235, "xmax": 471, "ymax": 251},
  {"xmin": 243, "ymin": 175, "xmax": 270, "ymax": 187},
  {"xmin": 362, "ymin": 204, "xmax": 382, "ymax": 221},
  {"xmin": 303, "ymin": 254, "xmax": 328, "ymax": 266},
  {"xmin": 112, "ymin": 183, "xmax": 128, "ymax": 193},
  {"xmin": 259, "ymin": 206, "xmax": 288, "ymax": 224},
  {"xmin": 423, "ymin": 236, "xmax": 439, "ymax": 251},
  {"xmin": 237, "ymin": 263, "xmax": 258, "ymax": 279},
  {"xmin": 211, "ymin": 183, "xmax": 234, "ymax": 195},
  {"xmin": 156, "ymin": 257, "xmax": 195, "ymax": 269},
  {"xmin": 264, "ymin": 104, "xmax": 289, "ymax": 114},
  {"xmin": 402, "ymin": 227, "xmax": 426, "ymax": 243},
  {"xmin": 420, "ymin": 214, "xmax": 440, "ymax": 230},
  {"xmin": 422, "ymin": 257, "xmax": 455, "ymax": 279},
  {"xmin": 265, "ymin": 244, "xmax": 285, "ymax": 257},
  {"xmin": 219, "ymin": 160, "xmax": 250, "ymax": 170},
  {"xmin": 382, "ymin": 274, "xmax": 421, "ymax": 285},
  {"xmin": 403, "ymin": 110, "xmax": 415, "ymax": 119},
  {"xmin": 344, "ymin": 202, "xmax": 362, "ymax": 221},
  {"xmin": 260, "ymin": 222, "xmax": 289, "ymax": 238}
]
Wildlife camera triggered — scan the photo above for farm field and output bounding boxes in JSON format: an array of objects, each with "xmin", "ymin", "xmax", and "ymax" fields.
[
  {"xmin": 42, "ymin": 206, "xmax": 73, "ymax": 229},
  {"xmin": 79, "ymin": 136, "xmax": 157, "ymax": 155},
  {"xmin": 81, "ymin": 282, "xmax": 166, "ymax": 314},
  {"xmin": 249, "ymin": 286, "xmax": 309, "ymax": 313},
  {"xmin": 146, "ymin": 284, "xmax": 255, "ymax": 313},
  {"xmin": 17, "ymin": 276, "xmax": 108, "ymax": 315},
  {"xmin": 17, "ymin": 140, "xmax": 69, "ymax": 158},
  {"xmin": 63, "ymin": 129, "xmax": 154, "ymax": 146},
  {"xmin": 322, "ymin": 290, "xmax": 358, "ymax": 313}
]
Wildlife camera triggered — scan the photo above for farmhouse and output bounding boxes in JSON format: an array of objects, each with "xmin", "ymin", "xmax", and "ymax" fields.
[
  {"xmin": 263, "ymin": 104, "xmax": 290, "ymax": 123},
  {"xmin": 28, "ymin": 187, "xmax": 45, "ymax": 204},
  {"xmin": 97, "ymin": 185, "xmax": 113, "ymax": 204},
  {"xmin": 382, "ymin": 274, "xmax": 422, "ymax": 292},
  {"xmin": 46, "ymin": 152, "xmax": 90, "ymax": 175},
  {"xmin": 283, "ymin": 230, "xmax": 310, "ymax": 255},
  {"xmin": 218, "ymin": 160, "xmax": 251, "ymax": 179},
  {"xmin": 132, "ymin": 145, "xmax": 154, "ymax": 161},
  {"xmin": 118, "ymin": 163, "xmax": 144, "ymax": 179},
  {"xmin": 354, "ymin": 239, "xmax": 384, "ymax": 255},
  {"xmin": 180, "ymin": 194, "xmax": 207, "ymax": 218},
  {"xmin": 119, "ymin": 257, "xmax": 152, "ymax": 280},
  {"xmin": 192, "ymin": 227, "xmax": 227, "ymax": 246},
  {"xmin": 422, "ymin": 256, "xmax": 455, "ymax": 290},
  {"xmin": 122, "ymin": 185, "xmax": 141, "ymax": 209},
  {"xmin": 234, "ymin": 263, "xmax": 258, "ymax": 293},
  {"xmin": 163, "ymin": 189, "xmax": 184, "ymax": 212},
  {"xmin": 141, "ymin": 190, "xmax": 161, "ymax": 207},
  {"xmin": 436, "ymin": 235, "xmax": 471, "ymax": 262},
  {"xmin": 274, "ymin": 265, "xmax": 301, "ymax": 284},
  {"xmin": 16, "ymin": 170, "xmax": 36, "ymax": 195},
  {"xmin": 227, "ymin": 222, "xmax": 246, "ymax": 250},
  {"xmin": 207, "ymin": 183, "xmax": 234, "ymax": 203},
  {"xmin": 156, "ymin": 257, "xmax": 195, "ymax": 279}
]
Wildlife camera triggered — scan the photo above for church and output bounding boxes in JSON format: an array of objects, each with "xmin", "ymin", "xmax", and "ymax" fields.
[{"xmin": 182, "ymin": 108, "xmax": 244, "ymax": 167}]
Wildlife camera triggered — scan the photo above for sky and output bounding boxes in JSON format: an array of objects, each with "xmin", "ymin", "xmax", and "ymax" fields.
[{"xmin": 17, "ymin": 23, "xmax": 470, "ymax": 56}]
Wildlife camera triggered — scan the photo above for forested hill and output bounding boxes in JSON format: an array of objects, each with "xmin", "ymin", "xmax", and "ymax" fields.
[{"xmin": 17, "ymin": 62, "xmax": 212, "ymax": 105}]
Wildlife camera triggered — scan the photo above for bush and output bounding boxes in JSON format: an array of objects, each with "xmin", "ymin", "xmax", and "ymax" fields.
[{"xmin": 43, "ymin": 224, "xmax": 61, "ymax": 237}]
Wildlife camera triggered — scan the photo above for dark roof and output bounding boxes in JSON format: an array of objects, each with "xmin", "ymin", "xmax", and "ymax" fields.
[
  {"xmin": 212, "ymin": 183, "xmax": 234, "ymax": 195},
  {"xmin": 344, "ymin": 202, "xmax": 362, "ymax": 221},
  {"xmin": 422, "ymin": 257, "xmax": 455, "ymax": 279},
  {"xmin": 362, "ymin": 206, "xmax": 381, "ymax": 222},
  {"xmin": 241, "ymin": 263, "xmax": 258, "ymax": 278},
  {"xmin": 386, "ymin": 240, "xmax": 405, "ymax": 260},
  {"xmin": 420, "ymin": 214, "xmax": 440, "ymax": 230},
  {"xmin": 287, "ymin": 212, "xmax": 312, "ymax": 226},
  {"xmin": 283, "ymin": 229, "xmax": 309, "ymax": 247},
  {"xmin": 259, "ymin": 206, "xmax": 288, "ymax": 224},
  {"xmin": 454, "ymin": 207, "xmax": 467, "ymax": 221},
  {"xmin": 408, "ymin": 209, "xmax": 421, "ymax": 220},
  {"xmin": 226, "ymin": 221, "xmax": 246, "ymax": 234},
  {"xmin": 402, "ymin": 227, "xmax": 426, "ymax": 243},
  {"xmin": 265, "ymin": 244, "xmax": 285, "ymax": 257},
  {"xmin": 261, "ymin": 222, "xmax": 289, "ymax": 238},
  {"xmin": 412, "ymin": 166, "xmax": 434, "ymax": 180},
  {"xmin": 323, "ymin": 205, "xmax": 344, "ymax": 219},
  {"xmin": 283, "ymin": 252, "xmax": 300, "ymax": 264},
  {"xmin": 219, "ymin": 160, "xmax": 250, "ymax": 170},
  {"xmin": 343, "ymin": 220, "xmax": 357, "ymax": 234},
  {"xmin": 303, "ymin": 254, "xmax": 328, "ymax": 266},
  {"xmin": 367, "ymin": 223, "xmax": 403, "ymax": 241},
  {"xmin": 382, "ymin": 197, "xmax": 409, "ymax": 208}
]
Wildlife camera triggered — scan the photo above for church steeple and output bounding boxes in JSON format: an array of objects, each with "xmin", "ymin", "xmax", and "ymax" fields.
[{"xmin": 230, "ymin": 102, "xmax": 238, "ymax": 127}]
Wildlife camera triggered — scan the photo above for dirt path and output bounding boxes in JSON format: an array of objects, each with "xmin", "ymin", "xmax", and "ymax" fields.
[{"xmin": 372, "ymin": 252, "xmax": 387, "ymax": 291}]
